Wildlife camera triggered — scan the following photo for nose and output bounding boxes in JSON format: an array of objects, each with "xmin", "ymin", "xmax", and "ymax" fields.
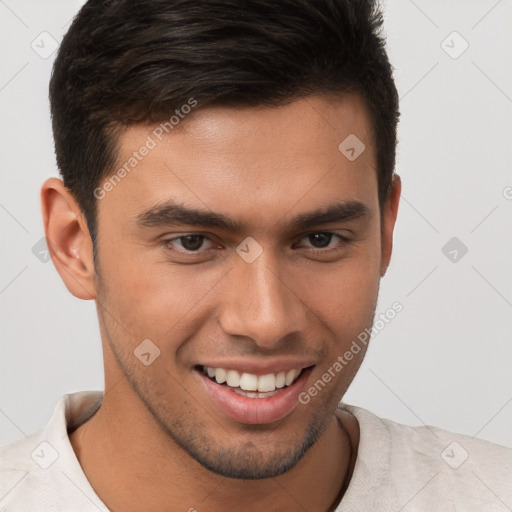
[{"xmin": 218, "ymin": 249, "xmax": 307, "ymax": 349}]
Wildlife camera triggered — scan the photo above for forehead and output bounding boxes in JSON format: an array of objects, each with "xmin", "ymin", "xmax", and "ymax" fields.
[{"xmin": 98, "ymin": 94, "xmax": 377, "ymax": 233}]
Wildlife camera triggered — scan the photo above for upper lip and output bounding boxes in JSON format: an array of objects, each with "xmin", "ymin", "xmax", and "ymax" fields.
[{"xmin": 196, "ymin": 358, "xmax": 316, "ymax": 376}]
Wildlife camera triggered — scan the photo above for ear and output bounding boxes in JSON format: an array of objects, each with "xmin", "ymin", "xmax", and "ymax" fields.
[
  {"xmin": 41, "ymin": 177, "xmax": 97, "ymax": 300},
  {"xmin": 380, "ymin": 174, "xmax": 401, "ymax": 277}
]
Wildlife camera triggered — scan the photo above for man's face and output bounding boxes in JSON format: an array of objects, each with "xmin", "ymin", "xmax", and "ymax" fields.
[{"xmin": 93, "ymin": 94, "xmax": 389, "ymax": 479}]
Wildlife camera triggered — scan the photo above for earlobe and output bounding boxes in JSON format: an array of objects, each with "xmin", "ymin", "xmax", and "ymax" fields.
[
  {"xmin": 41, "ymin": 178, "xmax": 97, "ymax": 300},
  {"xmin": 380, "ymin": 174, "xmax": 401, "ymax": 277}
]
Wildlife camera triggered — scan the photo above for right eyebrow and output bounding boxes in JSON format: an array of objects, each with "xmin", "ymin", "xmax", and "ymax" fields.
[{"xmin": 134, "ymin": 200, "xmax": 242, "ymax": 231}]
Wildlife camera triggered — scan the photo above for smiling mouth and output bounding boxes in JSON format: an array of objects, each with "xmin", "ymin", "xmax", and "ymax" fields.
[{"xmin": 196, "ymin": 365, "xmax": 309, "ymax": 399}]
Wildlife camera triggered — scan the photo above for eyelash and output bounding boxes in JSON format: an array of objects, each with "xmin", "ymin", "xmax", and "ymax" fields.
[{"xmin": 161, "ymin": 232, "xmax": 350, "ymax": 255}]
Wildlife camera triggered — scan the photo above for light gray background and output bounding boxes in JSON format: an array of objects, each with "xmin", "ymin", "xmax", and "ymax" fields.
[{"xmin": 1, "ymin": 0, "xmax": 511, "ymax": 449}]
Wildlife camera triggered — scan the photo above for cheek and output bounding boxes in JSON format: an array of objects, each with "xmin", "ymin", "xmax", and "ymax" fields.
[
  {"xmin": 295, "ymin": 242, "xmax": 381, "ymax": 333},
  {"xmin": 98, "ymin": 246, "xmax": 226, "ymax": 347}
]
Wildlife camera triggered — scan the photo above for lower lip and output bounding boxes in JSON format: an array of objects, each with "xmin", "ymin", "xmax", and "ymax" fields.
[{"xmin": 197, "ymin": 367, "xmax": 313, "ymax": 425}]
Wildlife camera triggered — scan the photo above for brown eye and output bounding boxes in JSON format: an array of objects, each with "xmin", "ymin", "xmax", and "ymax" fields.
[
  {"xmin": 295, "ymin": 232, "xmax": 350, "ymax": 254},
  {"xmin": 164, "ymin": 234, "xmax": 215, "ymax": 253},
  {"xmin": 176, "ymin": 235, "xmax": 205, "ymax": 251},
  {"xmin": 307, "ymin": 233, "xmax": 332, "ymax": 248},
  {"xmin": 160, "ymin": 233, "xmax": 222, "ymax": 261}
]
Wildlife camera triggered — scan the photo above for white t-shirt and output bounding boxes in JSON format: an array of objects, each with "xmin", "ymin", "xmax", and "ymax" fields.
[{"xmin": 1, "ymin": 391, "xmax": 511, "ymax": 511}]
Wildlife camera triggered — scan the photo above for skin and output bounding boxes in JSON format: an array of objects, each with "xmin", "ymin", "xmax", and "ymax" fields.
[{"xmin": 41, "ymin": 93, "xmax": 400, "ymax": 512}]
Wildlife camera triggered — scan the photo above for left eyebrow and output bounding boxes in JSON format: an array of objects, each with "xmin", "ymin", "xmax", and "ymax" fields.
[{"xmin": 286, "ymin": 201, "xmax": 372, "ymax": 231}]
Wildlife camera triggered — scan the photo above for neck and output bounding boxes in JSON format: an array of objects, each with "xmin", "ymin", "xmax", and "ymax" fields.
[{"xmin": 69, "ymin": 381, "xmax": 354, "ymax": 512}]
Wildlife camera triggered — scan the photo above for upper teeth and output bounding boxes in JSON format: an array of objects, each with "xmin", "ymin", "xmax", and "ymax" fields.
[{"xmin": 204, "ymin": 367, "xmax": 301, "ymax": 392}]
